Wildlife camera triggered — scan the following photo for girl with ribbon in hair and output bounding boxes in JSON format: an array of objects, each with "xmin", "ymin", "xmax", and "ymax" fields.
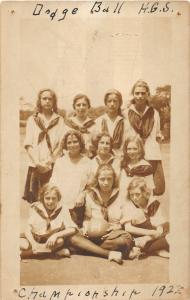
[
  {"xmin": 119, "ymin": 135, "xmax": 154, "ymax": 199},
  {"xmin": 124, "ymin": 80, "xmax": 165, "ymax": 196},
  {"xmin": 82, "ymin": 164, "xmax": 134, "ymax": 263},
  {"xmin": 23, "ymin": 89, "xmax": 66, "ymax": 203},
  {"xmin": 121, "ymin": 178, "xmax": 169, "ymax": 259},
  {"xmin": 65, "ymin": 94, "xmax": 95, "ymax": 158},
  {"xmin": 92, "ymin": 89, "xmax": 127, "ymax": 158}
]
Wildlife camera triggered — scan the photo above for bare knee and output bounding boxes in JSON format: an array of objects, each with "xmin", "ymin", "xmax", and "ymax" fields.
[
  {"xmin": 56, "ymin": 237, "xmax": 64, "ymax": 246},
  {"xmin": 68, "ymin": 233, "xmax": 82, "ymax": 247},
  {"xmin": 20, "ymin": 238, "xmax": 30, "ymax": 251}
]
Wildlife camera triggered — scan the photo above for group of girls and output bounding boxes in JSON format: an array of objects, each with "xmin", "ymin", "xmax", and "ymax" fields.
[{"xmin": 20, "ymin": 80, "xmax": 169, "ymax": 264}]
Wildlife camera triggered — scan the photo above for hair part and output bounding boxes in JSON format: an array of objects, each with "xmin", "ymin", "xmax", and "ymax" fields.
[
  {"xmin": 36, "ymin": 89, "xmax": 58, "ymax": 113},
  {"xmin": 73, "ymin": 94, "xmax": 91, "ymax": 110},
  {"xmin": 104, "ymin": 89, "xmax": 123, "ymax": 115}
]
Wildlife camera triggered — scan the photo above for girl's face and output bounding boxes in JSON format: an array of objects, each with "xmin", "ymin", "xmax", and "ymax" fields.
[
  {"xmin": 126, "ymin": 141, "xmax": 140, "ymax": 161},
  {"xmin": 74, "ymin": 98, "xmax": 89, "ymax": 119},
  {"xmin": 129, "ymin": 187, "xmax": 148, "ymax": 208},
  {"xmin": 66, "ymin": 134, "xmax": 81, "ymax": 155},
  {"xmin": 98, "ymin": 136, "xmax": 111, "ymax": 156},
  {"xmin": 40, "ymin": 91, "xmax": 54, "ymax": 112},
  {"xmin": 106, "ymin": 94, "xmax": 120, "ymax": 115},
  {"xmin": 133, "ymin": 86, "xmax": 148, "ymax": 108},
  {"xmin": 98, "ymin": 170, "xmax": 114, "ymax": 193},
  {"xmin": 43, "ymin": 190, "xmax": 59, "ymax": 212}
]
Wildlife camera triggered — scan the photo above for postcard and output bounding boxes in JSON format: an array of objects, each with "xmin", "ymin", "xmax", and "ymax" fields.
[{"xmin": 1, "ymin": 1, "xmax": 189, "ymax": 300}]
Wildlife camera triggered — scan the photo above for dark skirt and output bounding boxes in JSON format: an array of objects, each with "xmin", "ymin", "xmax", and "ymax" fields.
[
  {"xmin": 69, "ymin": 206, "xmax": 85, "ymax": 228},
  {"xmin": 23, "ymin": 166, "xmax": 53, "ymax": 203}
]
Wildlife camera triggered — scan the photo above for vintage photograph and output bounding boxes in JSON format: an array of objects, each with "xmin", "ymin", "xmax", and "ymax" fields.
[
  {"xmin": 19, "ymin": 1, "xmax": 171, "ymax": 285},
  {"xmin": 1, "ymin": 1, "xmax": 189, "ymax": 299}
]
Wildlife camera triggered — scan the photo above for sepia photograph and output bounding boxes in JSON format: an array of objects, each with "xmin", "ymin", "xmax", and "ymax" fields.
[{"xmin": 1, "ymin": 1, "xmax": 189, "ymax": 299}]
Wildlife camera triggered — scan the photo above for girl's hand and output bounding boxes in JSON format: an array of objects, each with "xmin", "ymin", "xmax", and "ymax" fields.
[
  {"xmin": 101, "ymin": 224, "xmax": 121, "ymax": 240},
  {"xmin": 46, "ymin": 233, "xmax": 59, "ymax": 249},
  {"xmin": 107, "ymin": 223, "xmax": 122, "ymax": 232},
  {"xmin": 75, "ymin": 191, "xmax": 86, "ymax": 207},
  {"xmin": 156, "ymin": 225, "xmax": 164, "ymax": 236},
  {"xmin": 36, "ymin": 162, "xmax": 51, "ymax": 174},
  {"xmin": 151, "ymin": 226, "xmax": 163, "ymax": 239},
  {"xmin": 31, "ymin": 242, "xmax": 39, "ymax": 254},
  {"xmin": 156, "ymin": 133, "xmax": 164, "ymax": 143},
  {"xmin": 134, "ymin": 236, "xmax": 151, "ymax": 248}
]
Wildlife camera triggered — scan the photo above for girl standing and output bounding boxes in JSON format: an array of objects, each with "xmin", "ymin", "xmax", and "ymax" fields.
[
  {"xmin": 125, "ymin": 80, "xmax": 165, "ymax": 195},
  {"xmin": 23, "ymin": 89, "xmax": 66, "ymax": 203},
  {"xmin": 65, "ymin": 94, "xmax": 95, "ymax": 157},
  {"xmin": 92, "ymin": 89, "xmax": 126, "ymax": 157}
]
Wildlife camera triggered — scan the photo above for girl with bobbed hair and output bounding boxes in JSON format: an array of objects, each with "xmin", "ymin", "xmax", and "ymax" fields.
[
  {"xmin": 50, "ymin": 130, "xmax": 92, "ymax": 213},
  {"xmin": 121, "ymin": 178, "xmax": 169, "ymax": 259},
  {"xmin": 23, "ymin": 89, "xmax": 67, "ymax": 204},
  {"xmin": 123, "ymin": 80, "xmax": 165, "ymax": 196},
  {"xmin": 119, "ymin": 135, "xmax": 155, "ymax": 200},
  {"xmin": 20, "ymin": 183, "xmax": 78, "ymax": 259},
  {"xmin": 65, "ymin": 93, "xmax": 95, "ymax": 158},
  {"xmin": 92, "ymin": 89, "xmax": 127, "ymax": 157}
]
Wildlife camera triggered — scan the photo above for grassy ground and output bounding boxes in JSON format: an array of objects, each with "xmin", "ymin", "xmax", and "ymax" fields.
[{"xmin": 20, "ymin": 127, "xmax": 169, "ymax": 285}]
